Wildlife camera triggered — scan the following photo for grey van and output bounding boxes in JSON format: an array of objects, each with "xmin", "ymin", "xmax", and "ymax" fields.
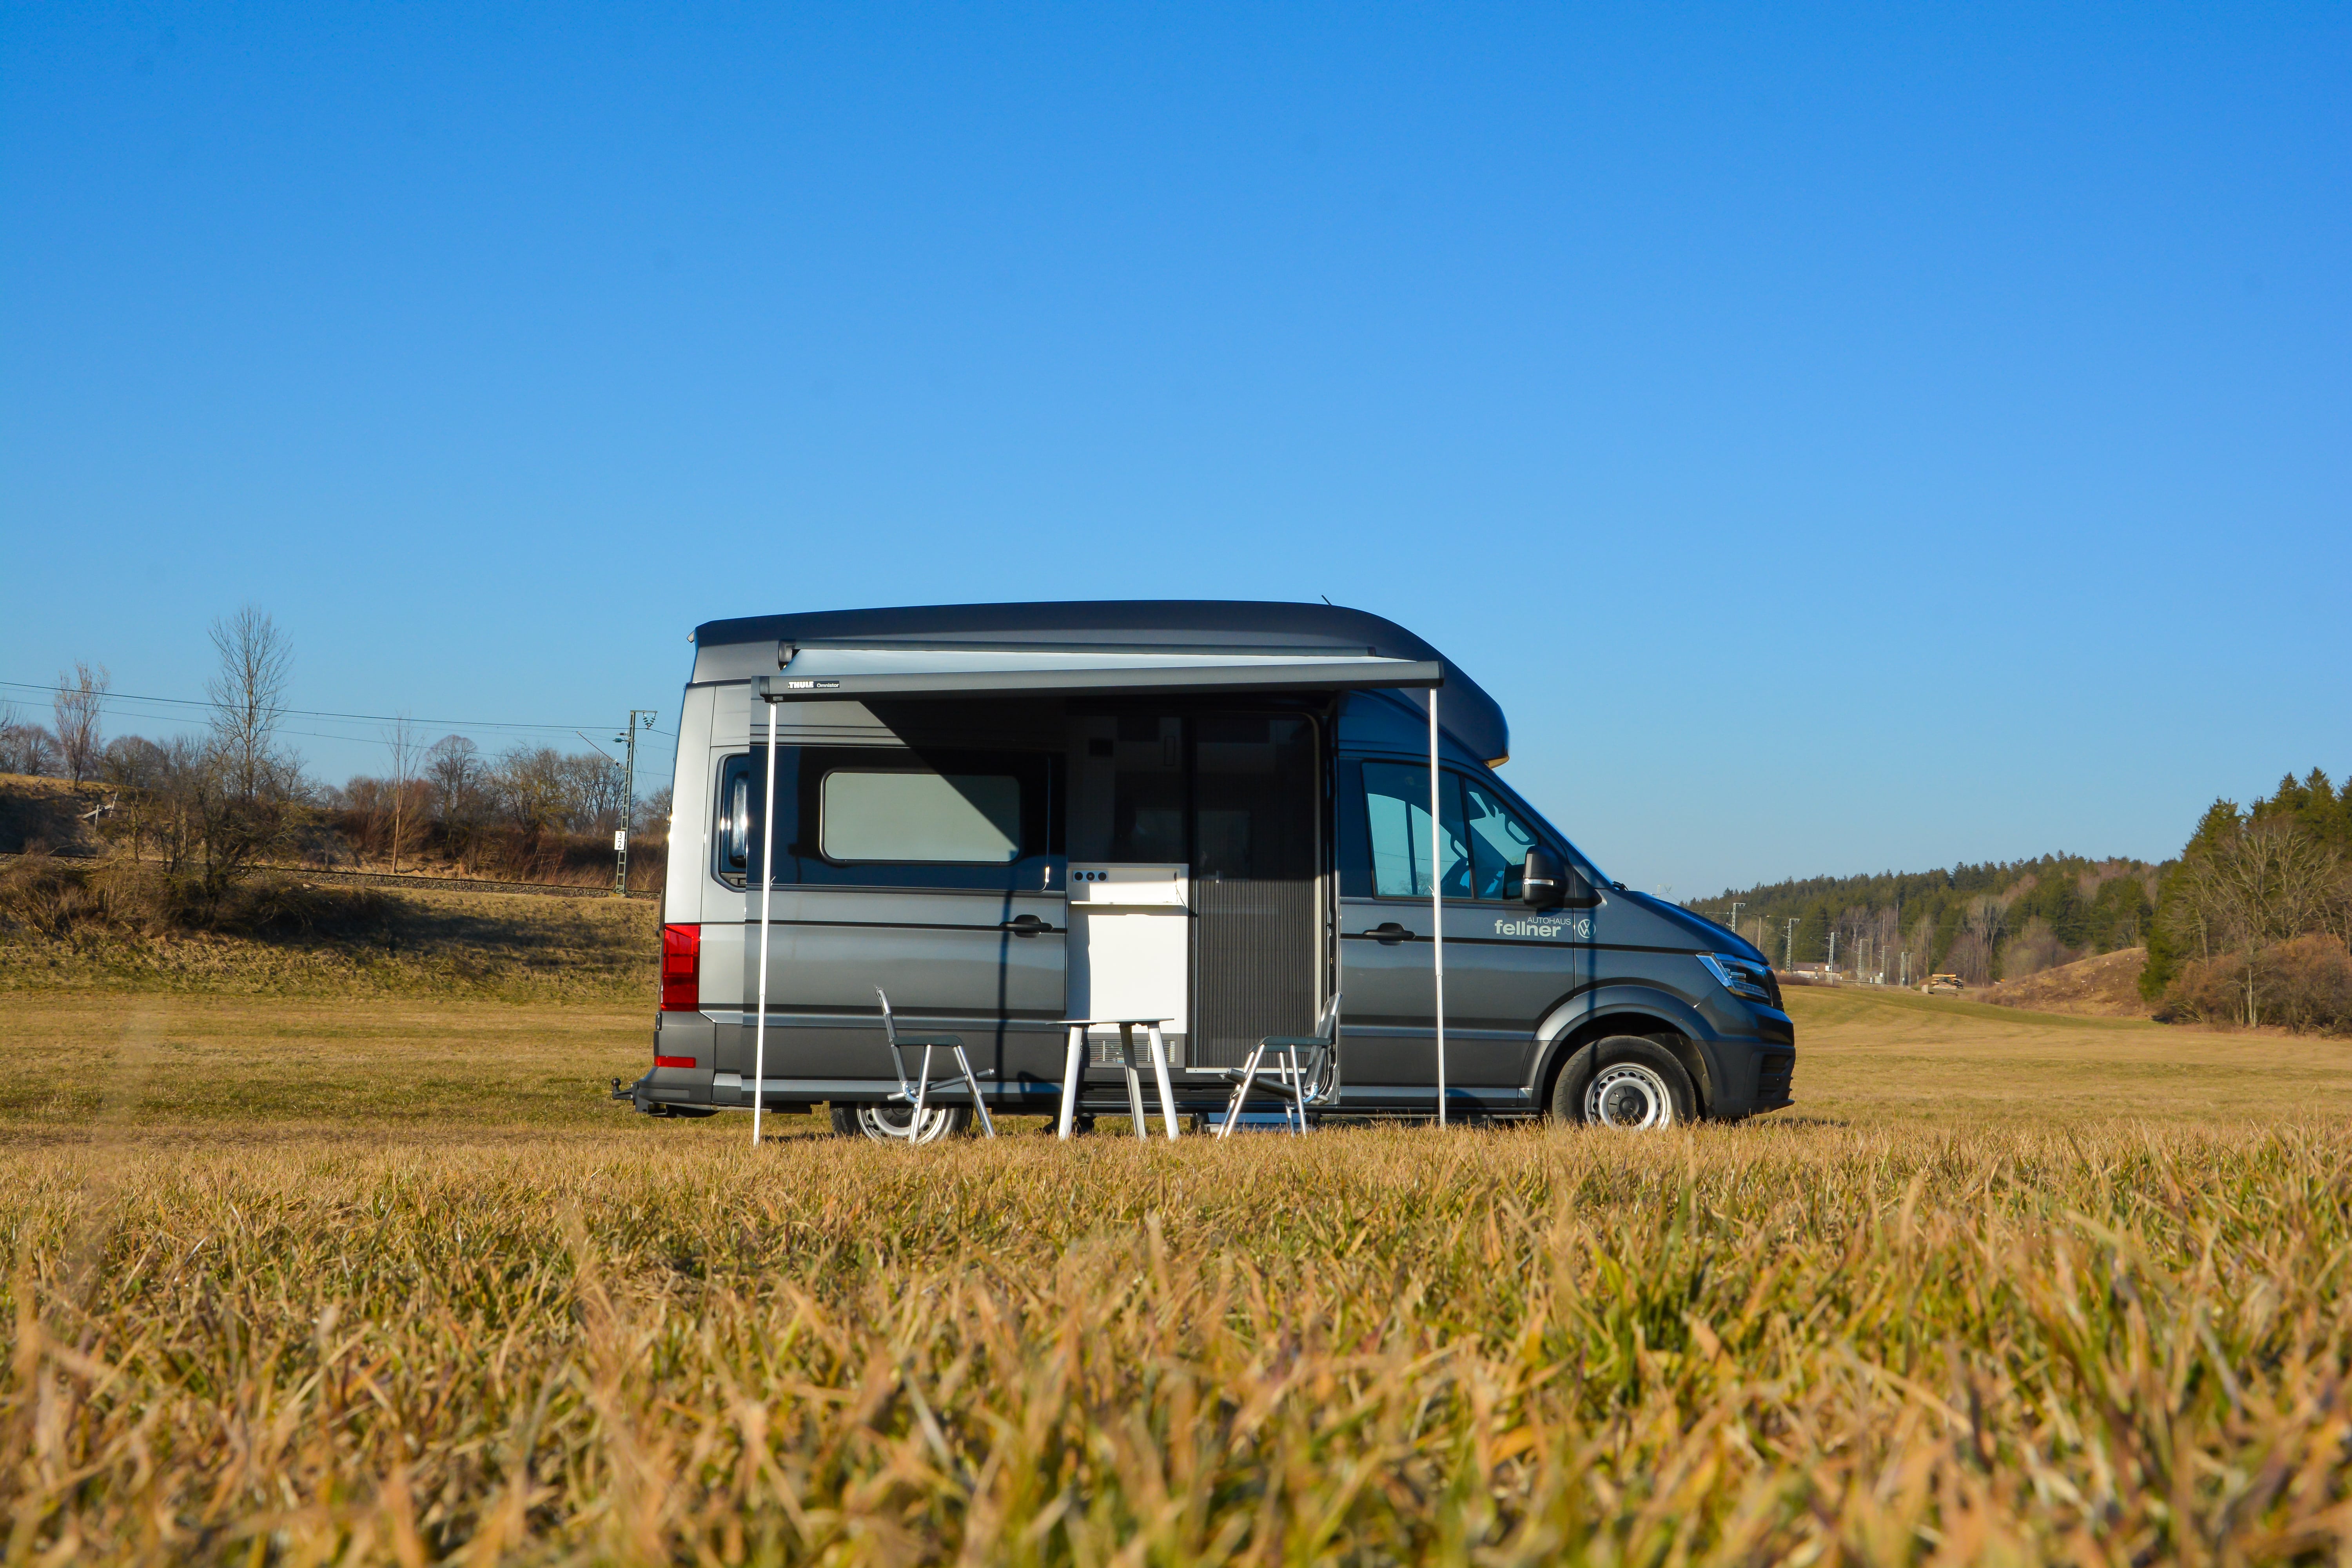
[{"xmin": 623, "ymin": 602, "xmax": 1794, "ymax": 1138}]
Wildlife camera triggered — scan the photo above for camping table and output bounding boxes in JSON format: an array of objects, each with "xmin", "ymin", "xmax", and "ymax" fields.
[{"xmin": 1056, "ymin": 1018, "xmax": 1179, "ymax": 1141}]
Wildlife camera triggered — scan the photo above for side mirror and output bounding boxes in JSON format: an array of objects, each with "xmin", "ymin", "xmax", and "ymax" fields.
[{"xmin": 1523, "ymin": 848, "xmax": 1599, "ymax": 909}]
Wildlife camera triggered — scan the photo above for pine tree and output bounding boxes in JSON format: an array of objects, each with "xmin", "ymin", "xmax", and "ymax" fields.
[{"xmin": 2141, "ymin": 798, "xmax": 2242, "ymax": 1001}]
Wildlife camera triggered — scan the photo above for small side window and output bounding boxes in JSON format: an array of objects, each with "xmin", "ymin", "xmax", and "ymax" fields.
[{"xmin": 715, "ymin": 755, "xmax": 754, "ymax": 878}]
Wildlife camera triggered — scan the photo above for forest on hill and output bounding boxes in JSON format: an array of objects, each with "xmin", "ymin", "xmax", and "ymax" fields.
[
  {"xmin": 1697, "ymin": 769, "xmax": 2352, "ymax": 1031},
  {"xmin": 1689, "ymin": 855, "xmax": 2158, "ymax": 986}
]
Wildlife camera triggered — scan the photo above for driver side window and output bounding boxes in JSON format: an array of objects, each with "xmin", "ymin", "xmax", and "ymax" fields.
[
  {"xmin": 1462, "ymin": 777, "xmax": 1539, "ymax": 902},
  {"xmin": 1359, "ymin": 763, "xmax": 1548, "ymax": 904}
]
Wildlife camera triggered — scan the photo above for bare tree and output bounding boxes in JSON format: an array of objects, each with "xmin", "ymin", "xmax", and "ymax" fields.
[
  {"xmin": 51, "ymin": 664, "xmax": 110, "ymax": 783},
  {"xmin": 0, "ymin": 697, "xmax": 62, "ymax": 778},
  {"xmin": 207, "ymin": 606, "xmax": 292, "ymax": 799},
  {"xmin": 635, "ymin": 785, "xmax": 674, "ymax": 839},
  {"xmin": 426, "ymin": 735, "xmax": 485, "ymax": 868},
  {"xmin": 167, "ymin": 607, "xmax": 304, "ymax": 903},
  {"xmin": 383, "ymin": 714, "xmax": 420, "ymax": 874},
  {"xmin": 1964, "ymin": 895, "xmax": 2011, "ymax": 977},
  {"xmin": 100, "ymin": 735, "xmax": 168, "ymax": 861}
]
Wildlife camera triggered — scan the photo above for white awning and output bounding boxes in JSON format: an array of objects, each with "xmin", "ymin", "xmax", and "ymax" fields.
[{"xmin": 742, "ymin": 642, "xmax": 1452, "ymax": 1145}]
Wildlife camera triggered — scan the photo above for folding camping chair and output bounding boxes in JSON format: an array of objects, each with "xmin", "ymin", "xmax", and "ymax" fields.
[
  {"xmin": 1215, "ymin": 992, "xmax": 1340, "ymax": 1138},
  {"xmin": 877, "ymin": 987, "xmax": 997, "ymax": 1139}
]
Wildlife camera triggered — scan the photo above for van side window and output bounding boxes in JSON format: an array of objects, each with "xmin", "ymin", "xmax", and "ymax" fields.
[
  {"xmin": 793, "ymin": 746, "xmax": 1055, "ymax": 889},
  {"xmin": 1361, "ymin": 762, "xmax": 1470, "ymax": 899},
  {"xmin": 715, "ymin": 754, "xmax": 754, "ymax": 879},
  {"xmin": 820, "ymin": 769, "xmax": 1023, "ymax": 863}
]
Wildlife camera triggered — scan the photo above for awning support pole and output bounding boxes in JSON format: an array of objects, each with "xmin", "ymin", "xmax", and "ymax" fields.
[
  {"xmin": 751, "ymin": 696, "xmax": 780, "ymax": 1147},
  {"xmin": 1430, "ymin": 688, "xmax": 1446, "ymax": 1127}
]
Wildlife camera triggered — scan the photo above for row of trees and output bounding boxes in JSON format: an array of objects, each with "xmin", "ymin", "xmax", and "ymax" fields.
[
  {"xmin": 2142, "ymin": 771, "xmax": 2352, "ymax": 1029},
  {"xmin": 1692, "ymin": 855, "xmax": 2158, "ymax": 987},
  {"xmin": 1, "ymin": 609, "xmax": 312, "ymax": 909},
  {"xmin": 334, "ymin": 738, "xmax": 667, "ymax": 878},
  {"xmin": 0, "ymin": 662, "xmax": 111, "ymax": 781},
  {"xmin": 1695, "ymin": 769, "xmax": 2352, "ymax": 1030},
  {"xmin": 5, "ymin": 613, "xmax": 666, "ymax": 899}
]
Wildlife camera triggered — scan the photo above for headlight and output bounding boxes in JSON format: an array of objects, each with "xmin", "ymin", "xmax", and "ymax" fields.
[{"xmin": 1697, "ymin": 952, "xmax": 1775, "ymax": 1004}]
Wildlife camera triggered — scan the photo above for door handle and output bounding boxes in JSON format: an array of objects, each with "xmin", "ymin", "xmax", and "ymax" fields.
[
  {"xmin": 1367, "ymin": 922, "xmax": 1414, "ymax": 944},
  {"xmin": 1002, "ymin": 914, "xmax": 1053, "ymax": 936}
]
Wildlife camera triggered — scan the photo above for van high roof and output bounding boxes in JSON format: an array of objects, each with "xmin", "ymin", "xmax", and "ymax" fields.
[{"xmin": 690, "ymin": 599, "xmax": 1506, "ymax": 762}]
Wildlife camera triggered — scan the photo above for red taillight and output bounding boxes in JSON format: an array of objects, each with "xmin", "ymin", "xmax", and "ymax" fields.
[
  {"xmin": 660, "ymin": 923, "xmax": 700, "ymax": 1012},
  {"xmin": 654, "ymin": 1054, "xmax": 696, "ymax": 1069}
]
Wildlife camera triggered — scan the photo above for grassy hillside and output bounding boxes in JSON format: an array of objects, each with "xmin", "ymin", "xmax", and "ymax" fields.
[
  {"xmin": 0, "ymin": 878, "xmax": 657, "ymax": 1001},
  {"xmin": 0, "ymin": 771, "xmax": 109, "ymax": 854},
  {"xmin": 1979, "ymin": 945, "xmax": 2152, "ymax": 1017}
]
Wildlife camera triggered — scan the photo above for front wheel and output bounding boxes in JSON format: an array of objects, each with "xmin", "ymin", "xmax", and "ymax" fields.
[
  {"xmin": 831, "ymin": 1103, "xmax": 970, "ymax": 1144},
  {"xmin": 1551, "ymin": 1037, "xmax": 1695, "ymax": 1128}
]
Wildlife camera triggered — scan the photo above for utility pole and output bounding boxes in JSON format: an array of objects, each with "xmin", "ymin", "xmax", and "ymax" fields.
[
  {"xmin": 1784, "ymin": 918, "xmax": 1797, "ymax": 970},
  {"xmin": 1729, "ymin": 900, "xmax": 1744, "ymax": 936},
  {"xmin": 614, "ymin": 710, "xmax": 658, "ymax": 896},
  {"xmin": 1828, "ymin": 929, "xmax": 1837, "ymax": 972}
]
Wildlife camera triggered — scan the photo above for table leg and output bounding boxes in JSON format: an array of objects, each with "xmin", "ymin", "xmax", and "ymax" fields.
[
  {"xmin": 1058, "ymin": 1025, "xmax": 1085, "ymax": 1140},
  {"xmin": 1147, "ymin": 1025, "xmax": 1179, "ymax": 1139},
  {"xmin": 1119, "ymin": 1024, "xmax": 1148, "ymax": 1139}
]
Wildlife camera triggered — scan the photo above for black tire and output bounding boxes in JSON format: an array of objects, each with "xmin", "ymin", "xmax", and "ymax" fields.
[
  {"xmin": 1550, "ymin": 1036, "xmax": 1693, "ymax": 1128},
  {"xmin": 830, "ymin": 1102, "xmax": 970, "ymax": 1144}
]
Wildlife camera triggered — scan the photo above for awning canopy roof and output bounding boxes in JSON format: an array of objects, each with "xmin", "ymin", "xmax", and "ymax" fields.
[{"xmin": 695, "ymin": 600, "xmax": 1506, "ymax": 766}]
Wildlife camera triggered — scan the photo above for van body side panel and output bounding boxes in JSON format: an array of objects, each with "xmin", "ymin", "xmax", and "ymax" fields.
[
  {"xmin": 666, "ymin": 683, "xmax": 719, "ymax": 922},
  {"xmin": 738, "ymin": 887, "xmax": 1069, "ymax": 1095},
  {"xmin": 696, "ymin": 684, "xmax": 748, "ymax": 1075},
  {"xmin": 708, "ymin": 695, "xmax": 1073, "ymax": 1101},
  {"xmin": 643, "ymin": 682, "xmax": 721, "ymax": 1098}
]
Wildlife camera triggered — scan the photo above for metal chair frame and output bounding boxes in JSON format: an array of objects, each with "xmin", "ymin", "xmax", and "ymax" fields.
[
  {"xmin": 1215, "ymin": 992, "xmax": 1340, "ymax": 1138},
  {"xmin": 876, "ymin": 987, "xmax": 996, "ymax": 1139}
]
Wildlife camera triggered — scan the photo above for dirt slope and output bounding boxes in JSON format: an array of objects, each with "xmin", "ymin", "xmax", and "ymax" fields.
[
  {"xmin": 0, "ymin": 773, "xmax": 108, "ymax": 855},
  {"xmin": 1980, "ymin": 946, "xmax": 2151, "ymax": 1018}
]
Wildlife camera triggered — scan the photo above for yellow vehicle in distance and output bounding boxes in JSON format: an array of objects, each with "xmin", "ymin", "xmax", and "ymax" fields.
[{"xmin": 1923, "ymin": 973, "xmax": 1964, "ymax": 995}]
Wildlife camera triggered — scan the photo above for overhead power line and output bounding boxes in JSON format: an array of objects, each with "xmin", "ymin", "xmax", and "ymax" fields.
[{"xmin": 0, "ymin": 677, "xmax": 662, "ymax": 737}]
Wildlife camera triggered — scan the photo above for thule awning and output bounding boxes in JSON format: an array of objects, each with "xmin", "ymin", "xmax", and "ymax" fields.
[
  {"xmin": 753, "ymin": 648, "xmax": 1442, "ymax": 702},
  {"xmin": 739, "ymin": 641, "xmax": 1459, "ymax": 1145}
]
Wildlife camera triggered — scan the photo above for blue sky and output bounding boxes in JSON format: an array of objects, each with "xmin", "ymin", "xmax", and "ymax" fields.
[{"xmin": 3, "ymin": 3, "xmax": 2345, "ymax": 895}]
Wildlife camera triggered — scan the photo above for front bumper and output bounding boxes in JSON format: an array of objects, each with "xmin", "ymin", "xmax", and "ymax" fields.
[{"xmin": 1693, "ymin": 1004, "xmax": 1795, "ymax": 1117}]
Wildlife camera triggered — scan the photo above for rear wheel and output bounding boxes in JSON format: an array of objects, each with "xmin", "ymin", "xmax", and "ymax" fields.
[
  {"xmin": 831, "ymin": 1103, "xmax": 970, "ymax": 1144},
  {"xmin": 1552, "ymin": 1036, "xmax": 1694, "ymax": 1128}
]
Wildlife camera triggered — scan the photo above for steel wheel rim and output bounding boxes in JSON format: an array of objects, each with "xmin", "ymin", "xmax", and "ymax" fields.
[
  {"xmin": 1585, "ymin": 1063, "xmax": 1674, "ymax": 1128},
  {"xmin": 855, "ymin": 1104, "xmax": 958, "ymax": 1145}
]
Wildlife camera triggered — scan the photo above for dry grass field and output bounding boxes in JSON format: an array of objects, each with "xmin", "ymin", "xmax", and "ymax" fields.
[{"xmin": 4, "ymin": 978, "xmax": 2350, "ymax": 1563}]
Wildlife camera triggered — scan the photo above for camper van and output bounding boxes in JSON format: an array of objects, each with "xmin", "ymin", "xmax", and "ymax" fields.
[{"xmin": 622, "ymin": 602, "xmax": 1794, "ymax": 1138}]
